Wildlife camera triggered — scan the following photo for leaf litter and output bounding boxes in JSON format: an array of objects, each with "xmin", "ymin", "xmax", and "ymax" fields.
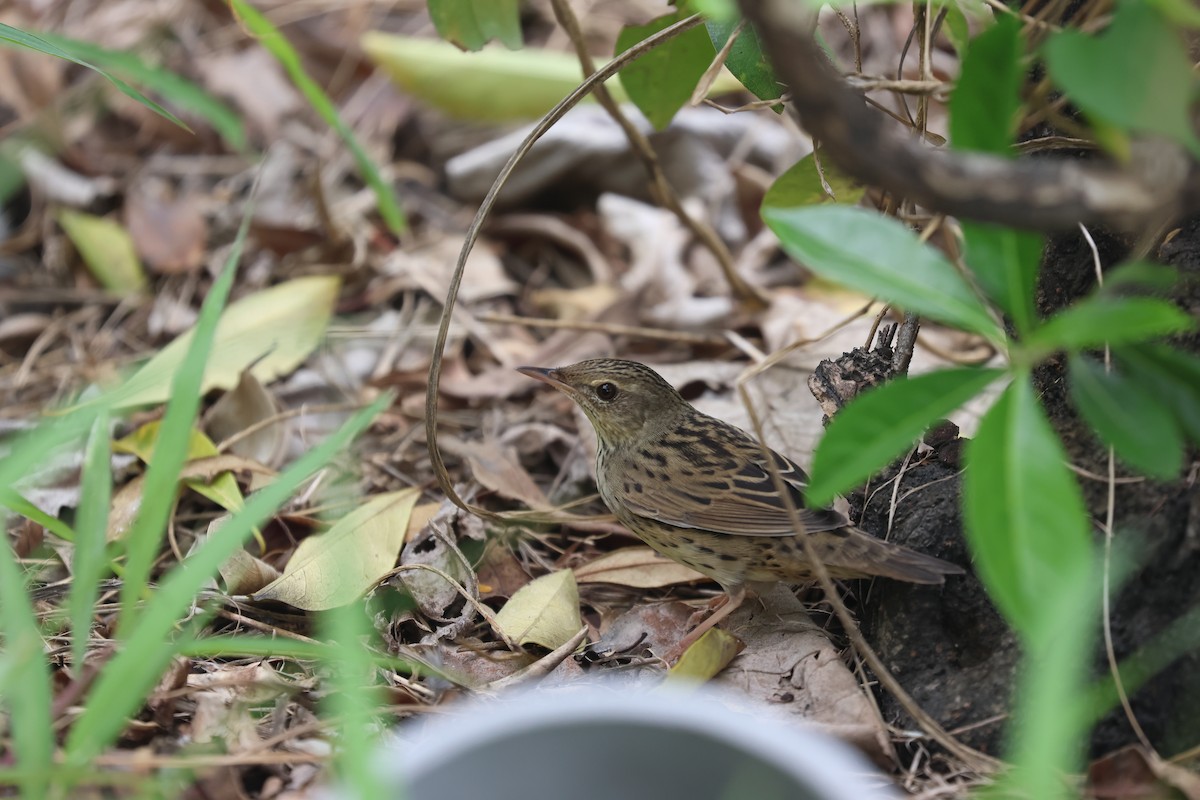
[{"xmin": 0, "ymin": 1, "xmax": 1135, "ymax": 798}]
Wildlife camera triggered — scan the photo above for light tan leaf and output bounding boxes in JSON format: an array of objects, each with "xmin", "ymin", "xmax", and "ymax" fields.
[
  {"xmin": 125, "ymin": 184, "xmax": 208, "ymax": 275},
  {"xmin": 218, "ymin": 544, "xmax": 281, "ymax": 595},
  {"xmin": 58, "ymin": 209, "xmax": 146, "ymax": 293},
  {"xmin": 574, "ymin": 546, "xmax": 708, "ymax": 589},
  {"xmin": 102, "ymin": 276, "xmax": 339, "ymax": 410},
  {"xmin": 495, "ymin": 569, "xmax": 582, "ymax": 651},
  {"xmin": 205, "ymin": 370, "xmax": 285, "ymax": 466},
  {"xmin": 253, "ymin": 488, "xmax": 420, "ymax": 610}
]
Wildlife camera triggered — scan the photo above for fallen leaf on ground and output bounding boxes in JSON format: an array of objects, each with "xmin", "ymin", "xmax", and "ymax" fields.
[
  {"xmin": 666, "ymin": 628, "xmax": 744, "ymax": 683},
  {"xmin": 102, "ymin": 276, "xmax": 340, "ymax": 410},
  {"xmin": 495, "ymin": 569, "xmax": 583, "ymax": 651},
  {"xmin": 574, "ymin": 546, "xmax": 707, "ymax": 588},
  {"xmin": 58, "ymin": 209, "xmax": 146, "ymax": 293},
  {"xmin": 253, "ymin": 488, "xmax": 420, "ymax": 610}
]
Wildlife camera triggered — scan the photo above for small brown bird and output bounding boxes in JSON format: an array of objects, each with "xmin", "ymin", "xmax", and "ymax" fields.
[{"xmin": 518, "ymin": 358, "xmax": 963, "ymax": 650}]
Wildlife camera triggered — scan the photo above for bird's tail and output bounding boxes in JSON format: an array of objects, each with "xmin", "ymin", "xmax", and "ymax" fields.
[{"xmin": 830, "ymin": 527, "xmax": 965, "ymax": 585}]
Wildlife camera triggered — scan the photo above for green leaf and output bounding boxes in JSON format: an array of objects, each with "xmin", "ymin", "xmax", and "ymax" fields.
[
  {"xmin": 71, "ymin": 413, "xmax": 113, "ymax": 670},
  {"xmin": 34, "ymin": 32, "xmax": 245, "ymax": 150},
  {"xmin": 1069, "ymin": 355, "xmax": 1182, "ymax": 478},
  {"xmin": 428, "ymin": 0, "xmax": 522, "ymax": 51},
  {"xmin": 996, "ymin": 553, "xmax": 1098, "ymax": 800},
  {"xmin": 1096, "ymin": 261, "xmax": 1179, "ymax": 295},
  {"xmin": 0, "ymin": 23, "xmax": 188, "ymax": 131},
  {"xmin": 762, "ymin": 205, "xmax": 1003, "ymax": 341},
  {"xmin": 99, "ymin": 276, "xmax": 339, "ymax": 411},
  {"xmin": 231, "ymin": 0, "xmax": 407, "ymax": 235},
  {"xmin": 1024, "ymin": 296, "xmax": 1194, "ymax": 356},
  {"xmin": 705, "ymin": 19, "xmax": 782, "ymax": 107},
  {"xmin": 960, "ymin": 222, "xmax": 1043, "ymax": 335},
  {"xmin": 1113, "ymin": 344, "xmax": 1200, "ymax": 443},
  {"xmin": 807, "ymin": 367, "xmax": 1005, "ymax": 506},
  {"xmin": 1146, "ymin": 0, "xmax": 1200, "ymax": 27},
  {"xmin": 762, "ymin": 150, "xmax": 865, "ymax": 208},
  {"xmin": 949, "ymin": 15, "xmax": 1022, "ymax": 156},
  {"xmin": 1043, "ymin": 2, "xmax": 1200, "ymax": 157},
  {"xmin": 616, "ymin": 11, "xmax": 715, "ymax": 130},
  {"xmin": 963, "ymin": 377, "xmax": 1091, "ymax": 637},
  {"xmin": 57, "ymin": 210, "xmax": 146, "ymax": 293}
]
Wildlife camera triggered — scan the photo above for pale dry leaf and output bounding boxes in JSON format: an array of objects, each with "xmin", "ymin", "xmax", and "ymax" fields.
[
  {"xmin": 206, "ymin": 370, "xmax": 285, "ymax": 467},
  {"xmin": 574, "ymin": 546, "xmax": 707, "ymax": 589},
  {"xmin": 103, "ymin": 276, "xmax": 340, "ymax": 410},
  {"xmin": 495, "ymin": 569, "xmax": 583, "ymax": 651},
  {"xmin": 710, "ymin": 584, "xmax": 893, "ymax": 761},
  {"xmin": 460, "ymin": 437, "xmax": 548, "ymax": 509},
  {"xmin": 218, "ymin": 545, "xmax": 282, "ymax": 595},
  {"xmin": 253, "ymin": 488, "xmax": 420, "ymax": 610},
  {"xmin": 199, "ymin": 47, "xmax": 302, "ymax": 138}
]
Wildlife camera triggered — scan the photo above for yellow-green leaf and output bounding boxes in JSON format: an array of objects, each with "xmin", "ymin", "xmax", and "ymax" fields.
[
  {"xmin": 58, "ymin": 209, "xmax": 146, "ymax": 293},
  {"xmin": 495, "ymin": 569, "xmax": 582, "ymax": 651},
  {"xmin": 253, "ymin": 488, "xmax": 421, "ymax": 610},
  {"xmin": 665, "ymin": 627, "xmax": 742, "ymax": 682},
  {"xmin": 101, "ymin": 276, "xmax": 339, "ymax": 410}
]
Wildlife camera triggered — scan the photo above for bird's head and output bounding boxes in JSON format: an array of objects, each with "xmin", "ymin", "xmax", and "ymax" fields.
[{"xmin": 517, "ymin": 359, "xmax": 687, "ymax": 446}]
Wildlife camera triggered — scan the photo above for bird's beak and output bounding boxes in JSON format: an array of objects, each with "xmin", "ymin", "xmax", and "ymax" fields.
[{"xmin": 517, "ymin": 365, "xmax": 569, "ymax": 392}]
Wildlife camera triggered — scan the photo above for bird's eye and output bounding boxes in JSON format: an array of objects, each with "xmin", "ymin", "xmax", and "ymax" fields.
[{"xmin": 595, "ymin": 382, "xmax": 619, "ymax": 402}]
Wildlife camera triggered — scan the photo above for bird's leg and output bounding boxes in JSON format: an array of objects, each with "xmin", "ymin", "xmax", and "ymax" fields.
[{"xmin": 667, "ymin": 584, "xmax": 747, "ymax": 661}]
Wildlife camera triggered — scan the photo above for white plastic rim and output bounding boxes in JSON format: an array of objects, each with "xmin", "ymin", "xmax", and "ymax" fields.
[{"xmin": 370, "ymin": 685, "xmax": 900, "ymax": 800}]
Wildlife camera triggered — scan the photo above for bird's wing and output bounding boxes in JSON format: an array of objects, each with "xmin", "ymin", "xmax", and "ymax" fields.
[{"xmin": 614, "ymin": 436, "xmax": 850, "ymax": 537}]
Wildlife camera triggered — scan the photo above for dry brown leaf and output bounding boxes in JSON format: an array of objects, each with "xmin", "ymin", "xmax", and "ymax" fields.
[
  {"xmin": 574, "ymin": 546, "xmax": 707, "ymax": 589},
  {"xmin": 124, "ymin": 182, "xmax": 208, "ymax": 275},
  {"xmin": 460, "ymin": 437, "xmax": 548, "ymax": 508},
  {"xmin": 710, "ymin": 584, "xmax": 894, "ymax": 763},
  {"xmin": 1088, "ymin": 746, "xmax": 1200, "ymax": 800}
]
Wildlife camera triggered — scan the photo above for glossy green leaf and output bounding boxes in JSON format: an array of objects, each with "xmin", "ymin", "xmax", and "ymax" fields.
[
  {"xmin": 706, "ymin": 19, "xmax": 781, "ymax": 107},
  {"xmin": 996, "ymin": 552, "xmax": 1097, "ymax": 800},
  {"xmin": 960, "ymin": 222, "xmax": 1042, "ymax": 334},
  {"xmin": 949, "ymin": 15, "xmax": 1022, "ymax": 156},
  {"xmin": 762, "ymin": 205, "xmax": 1004, "ymax": 341},
  {"xmin": 616, "ymin": 11, "xmax": 715, "ymax": 130},
  {"xmin": 1043, "ymin": 2, "xmax": 1200, "ymax": 157},
  {"xmin": 1113, "ymin": 344, "xmax": 1200, "ymax": 443},
  {"xmin": 1069, "ymin": 355, "xmax": 1182, "ymax": 478},
  {"xmin": 762, "ymin": 150, "xmax": 865, "ymax": 208},
  {"xmin": 428, "ymin": 0, "xmax": 522, "ymax": 51},
  {"xmin": 1024, "ymin": 296, "xmax": 1194, "ymax": 356},
  {"xmin": 1096, "ymin": 261, "xmax": 1178, "ymax": 295},
  {"xmin": 963, "ymin": 378, "xmax": 1091, "ymax": 637},
  {"xmin": 808, "ymin": 367, "xmax": 1005, "ymax": 506}
]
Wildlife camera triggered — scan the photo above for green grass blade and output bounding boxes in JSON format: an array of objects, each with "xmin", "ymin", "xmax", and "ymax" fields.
[
  {"xmin": 0, "ymin": 527, "xmax": 55, "ymax": 798},
  {"xmin": 70, "ymin": 412, "xmax": 113, "ymax": 669},
  {"xmin": 0, "ymin": 488, "xmax": 76, "ymax": 542},
  {"xmin": 117, "ymin": 197, "xmax": 252, "ymax": 622},
  {"xmin": 321, "ymin": 601, "xmax": 389, "ymax": 800},
  {"xmin": 64, "ymin": 394, "xmax": 390, "ymax": 766},
  {"xmin": 230, "ymin": 0, "xmax": 406, "ymax": 235},
  {"xmin": 35, "ymin": 32, "xmax": 246, "ymax": 150},
  {"xmin": 0, "ymin": 22, "xmax": 188, "ymax": 131}
]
